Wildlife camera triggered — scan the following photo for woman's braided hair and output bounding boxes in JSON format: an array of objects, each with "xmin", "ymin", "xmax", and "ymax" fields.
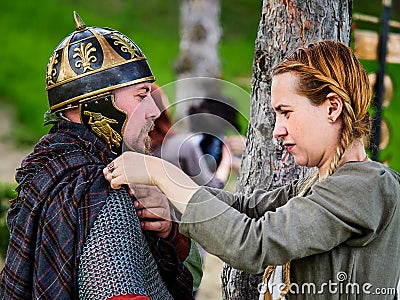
[
  {"xmin": 274, "ymin": 40, "xmax": 372, "ymax": 178},
  {"xmin": 262, "ymin": 41, "xmax": 373, "ymax": 300}
]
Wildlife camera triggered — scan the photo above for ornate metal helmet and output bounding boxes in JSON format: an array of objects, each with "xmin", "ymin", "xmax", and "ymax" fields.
[{"xmin": 45, "ymin": 12, "xmax": 155, "ymax": 154}]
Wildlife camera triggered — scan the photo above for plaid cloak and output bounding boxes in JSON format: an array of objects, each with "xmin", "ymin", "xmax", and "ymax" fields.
[{"xmin": 0, "ymin": 121, "xmax": 193, "ymax": 299}]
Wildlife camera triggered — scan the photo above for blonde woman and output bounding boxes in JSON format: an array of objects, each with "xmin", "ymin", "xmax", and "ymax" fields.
[{"xmin": 105, "ymin": 41, "xmax": 400, "ymax": 299}]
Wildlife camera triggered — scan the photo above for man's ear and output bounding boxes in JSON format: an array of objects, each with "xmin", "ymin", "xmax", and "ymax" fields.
[
  {"xmin": 63, "ymin": 107, "xmax": 81, "ymax": 123},
  {"xmin": 326, "ymin": 92, "xmax": 343, "ymax": 123}
]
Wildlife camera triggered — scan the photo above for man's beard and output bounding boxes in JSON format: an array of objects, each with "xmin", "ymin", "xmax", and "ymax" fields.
[
  {"xmin": 122, "ymin": 121, "xmax": 154, "ymax": 154},
  {"xmin": 143, "ymin": 121, "xmax": 155, "ymax": 154},
  {"xmin": 144, "ymin": 135, "xmax": 152, "ymax": 155}
]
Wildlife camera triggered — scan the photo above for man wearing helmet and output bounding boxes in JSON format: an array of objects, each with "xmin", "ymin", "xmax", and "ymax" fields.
[{"xmin": 0, "ymin": 12, "xmax": 200, "ymax": 300}]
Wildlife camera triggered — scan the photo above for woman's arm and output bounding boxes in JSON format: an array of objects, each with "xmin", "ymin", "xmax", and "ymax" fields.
[
  {"xmin": 104, "ymin": 151, "xmax": 296, "ymax": 217},
  {"xmin": 104, "ymin": 151, "xmax": 200, "ymax": 214}
]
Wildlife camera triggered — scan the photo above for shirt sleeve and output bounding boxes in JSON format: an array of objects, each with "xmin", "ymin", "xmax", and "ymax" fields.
[
  {"xmin": 162, "ymin": 222, "xmax": 203, "ymax": 291},
  {"xmin": 144, "ymin": 231, "xmax": 194, "ymax": 299},
  {"xmin": 179, "ymin": 162, "xmax": 398, "ymax": 274},
  {"xmin": 195, "ymin": 179, "xmax": 300, "ymax": 219},
  {"xmin": 183, "ymin": 240, "xmax": 203, "ymax": 291}
]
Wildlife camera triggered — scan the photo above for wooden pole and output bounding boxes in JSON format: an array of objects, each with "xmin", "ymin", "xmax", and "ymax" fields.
[{"xmin": 371, "ymin": 0, "xmax": 392, "ymax": 161}]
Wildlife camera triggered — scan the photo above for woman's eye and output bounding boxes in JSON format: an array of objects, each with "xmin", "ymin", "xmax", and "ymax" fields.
[{"xmin": 282, "ymin": 111, "xmax": 292, "ymax": 118}]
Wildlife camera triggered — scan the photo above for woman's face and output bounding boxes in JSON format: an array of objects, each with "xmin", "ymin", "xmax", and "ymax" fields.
[{"xmin": 271, "ymin": 72, "xmax": 341, "ymax": 171}]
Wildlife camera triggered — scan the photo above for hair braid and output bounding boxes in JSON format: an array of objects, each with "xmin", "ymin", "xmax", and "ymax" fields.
[
  {"xmin": 261, "ymin": 263, "xmax": 291, "ymax": 300},
  {"xmin": 280, "ymin": 262, "xmax": 291, "ymax": 298},
  {"xmin": 326, "ymin": 101, "xmax": 356, "ymax": 177}
]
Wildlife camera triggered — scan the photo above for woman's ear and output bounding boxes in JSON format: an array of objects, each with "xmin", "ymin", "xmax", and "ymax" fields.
[{"xmin": 326, "ymin": 92, "xmax": 343, "ymax": 123}]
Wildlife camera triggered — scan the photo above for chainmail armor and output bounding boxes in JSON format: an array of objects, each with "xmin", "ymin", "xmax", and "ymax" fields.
[{"xmin": 78, "ymin": 188, "xmax": 173, "ymax": 300}]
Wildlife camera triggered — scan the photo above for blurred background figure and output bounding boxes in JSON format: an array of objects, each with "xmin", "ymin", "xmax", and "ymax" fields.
[
  {"xmin": 224, "ymin": 134, "xmax": 246, "ymax": 173},
  {"xmin": 149, "ymin": 83, "xmax": 246, "ymax": 298},
  {"xmin": 150, "ymin": 84, "xmax": 245, "ymax": 189}
]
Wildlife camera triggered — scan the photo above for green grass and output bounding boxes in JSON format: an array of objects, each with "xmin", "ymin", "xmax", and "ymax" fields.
[
  {"xmin": 0, "ymin": 182, "xmax": 17, "ymax": 259},
  {"xmin": 0, "ymin": 0, "xmax": 398, "ymax": 151},
  {"xmin": 0, "ymin": 0, "xmax": 259, "ymax": 145}
]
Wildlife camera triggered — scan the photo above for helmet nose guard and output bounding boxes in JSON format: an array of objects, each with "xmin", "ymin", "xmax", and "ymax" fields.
[{"xmin": 46, "ymin": 11, "xmax": 155, "ymax": 112}]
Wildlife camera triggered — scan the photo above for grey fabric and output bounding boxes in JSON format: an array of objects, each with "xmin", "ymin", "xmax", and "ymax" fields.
[
  {"xmin": 180, "ymin": 161, "xmax": 400, "ymax": 299},
  {"xmin": 78, "ymin": 189, "xmax": 173, "ymax": 300}
]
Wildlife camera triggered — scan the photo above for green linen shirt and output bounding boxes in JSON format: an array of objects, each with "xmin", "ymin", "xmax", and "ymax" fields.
[{"xmin": 180, "ymin": 161, "xmax": 400, "ymax": 299}]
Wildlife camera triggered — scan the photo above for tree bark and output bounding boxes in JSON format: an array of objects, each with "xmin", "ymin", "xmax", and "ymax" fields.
[
  {"xmin": 174, "ymin": 0, "xmax": 222, "ymax": 130},
  {"xmin": 221, "ymin": 0, "xmax": 353, "ymax": 299}
]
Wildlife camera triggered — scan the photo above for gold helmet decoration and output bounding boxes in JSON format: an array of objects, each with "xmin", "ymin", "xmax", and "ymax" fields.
[{"xmin": 45, "ymin": 12, "xmax": 155, "ymax": 154}]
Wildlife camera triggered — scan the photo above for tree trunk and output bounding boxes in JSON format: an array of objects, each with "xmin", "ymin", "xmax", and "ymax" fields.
[
  {"xmin": 174, "ymin": 0, "xmax": 221, "ymax": 130},
  {"xmin": 221, "ymin": 0, "xmax": 353, "ymax": 299}
]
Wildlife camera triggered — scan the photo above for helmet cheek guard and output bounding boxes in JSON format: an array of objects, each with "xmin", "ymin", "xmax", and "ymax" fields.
[
  {"xmin": 46, "ymin": 12, "xmax": 155, "ymax": 154},
  {"xmin": 80, "ymin": 94, "xmax": 127, "ymax": 155}
]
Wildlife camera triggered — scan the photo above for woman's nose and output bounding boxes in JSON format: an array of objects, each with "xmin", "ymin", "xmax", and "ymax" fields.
[{"xmin": 273, "ymin": 119, "xmax": 287, "ymax": 139}]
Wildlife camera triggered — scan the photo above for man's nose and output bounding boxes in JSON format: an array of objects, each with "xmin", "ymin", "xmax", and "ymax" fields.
[{"xmin": 147, "ymin": 95, "xmax": 161, "ymax": 120}]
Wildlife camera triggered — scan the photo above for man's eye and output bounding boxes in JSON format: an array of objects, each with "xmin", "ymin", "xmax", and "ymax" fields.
[{"xmin": 138, "ymin": 94, "xmax": 147, "ymax": 102}]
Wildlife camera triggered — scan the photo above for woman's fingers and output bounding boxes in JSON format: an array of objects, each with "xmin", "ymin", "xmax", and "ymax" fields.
[
  {"xmin": 103, "ymin": 155, "xmax": 131, "ymax": 188},
  {"xmin": 110, "ymin": 176, "xmax": 123, "ymax": 189},
  {"xmin": 101, "ymin": 153, "xmax": 174, "ymax": 238},
  {"xmin": 103, "ymin": 152, "xmax": 158, "ymax": 190}
]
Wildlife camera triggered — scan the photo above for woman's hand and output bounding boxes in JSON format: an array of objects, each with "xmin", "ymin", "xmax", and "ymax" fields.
[
  {"xmin": 104, "ymin": 151, "xmax": 200, "ymax": 214},
  {"xmin": 132, "ymin": 184, "xmax": 172, "ymax": 239},
  {"xmin": 103, "ymin": 151, "xmax": 154, "ymax": 189}
]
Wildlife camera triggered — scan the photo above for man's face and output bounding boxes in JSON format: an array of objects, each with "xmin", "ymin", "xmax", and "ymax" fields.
[{"xmin": 113, "ymin": 83, "xmax": 160, "ymax": 154}]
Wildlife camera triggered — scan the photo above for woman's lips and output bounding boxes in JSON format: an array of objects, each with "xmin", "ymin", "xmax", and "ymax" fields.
[{"xmin": 284, "ymin": 144, "xmax": 295, "ymax": 152}]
